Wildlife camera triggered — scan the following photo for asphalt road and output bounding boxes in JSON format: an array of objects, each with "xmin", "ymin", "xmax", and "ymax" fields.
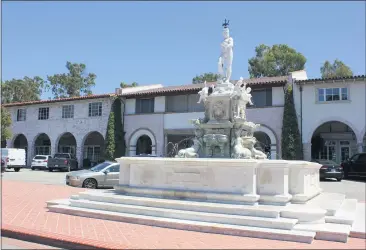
[
  {"xmin": 1, "ymin": 237, "xmax": 60, "ymax": 249},
  {"xmin": 2, "ymin": 168, "xmax": 366, "ymax": 202}
]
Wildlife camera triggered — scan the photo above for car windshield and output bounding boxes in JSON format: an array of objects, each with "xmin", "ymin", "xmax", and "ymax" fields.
[
  {"xmin": 54, "ymin": 153, "xmax": 70, "ymax": 158},
  {"xmin": 90, "ymin": 162, "xmax": 113, "ymax": 172},
  {"xmin": 34, "ymin": 156, "xmax": 47, "ymax": 160}
]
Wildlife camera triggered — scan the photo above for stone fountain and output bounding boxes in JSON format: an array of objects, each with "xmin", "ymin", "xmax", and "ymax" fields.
[{"xmin": 46, "ymin": 20, "xmax": 364, "ymax": 244}]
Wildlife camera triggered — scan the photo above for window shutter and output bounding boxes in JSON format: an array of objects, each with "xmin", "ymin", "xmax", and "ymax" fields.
[
  {"xmin": 266, "ymin": 88, "xmax": 272, "ymax": 106},
  {"xmin": 136, "ymin": 99, "xmax": 141, "ymax": 113}
]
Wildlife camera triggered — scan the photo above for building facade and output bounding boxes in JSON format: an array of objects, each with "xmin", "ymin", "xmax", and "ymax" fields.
[
  {"xmin": 292, "ymin": 73, "xmax": 366, "ymax": 163},
  {"xmin": 123, "ymin": 77, "xmax": 287, "ymax": 160},
  {"xmin": 3, "ymin": 72, "xmax": 365, "ymax": 167}
]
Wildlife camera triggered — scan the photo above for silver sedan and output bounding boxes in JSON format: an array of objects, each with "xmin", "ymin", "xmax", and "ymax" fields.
[{"xmin": 65, "ymin": 161, "xmax": 120, "ymax": 189}]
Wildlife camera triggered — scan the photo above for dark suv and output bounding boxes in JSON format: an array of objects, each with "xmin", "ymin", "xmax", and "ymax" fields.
[{"xmin": 342, "ymin": 153, "xmax": 366, "ymax": 178}]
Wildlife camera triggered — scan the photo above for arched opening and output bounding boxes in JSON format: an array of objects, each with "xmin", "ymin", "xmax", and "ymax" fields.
[
  {"xmin": 311, "ymin": 121, "xmax": 357, "ymax": 163},
  {"xmin": 136, "ymin": 135, "xmax": 152, "ymax": 155},
  {"xmin": 34, "ymin": 133, "xmax": 51, "ymax": 156},
  {"xmin": 83, "ymin": 131, "xmax": 105, "ymax": 167},
  {"xmin": 254, "ymin": 131, "xmax": 271, "ymax": 157},
  {"xmin": 57, "ymin": 132, "xmax": 77, "ymax": 156},
  {"xmin": 129, "ymin": 129, "xmax": 156, "ymax": 156},
  {"xmin": 13, "ymin": 134, "xmax": 29, "ymax": 164}
]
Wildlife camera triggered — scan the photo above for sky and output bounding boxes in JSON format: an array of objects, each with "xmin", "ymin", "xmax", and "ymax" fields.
[{"xmin": 2, "ymin": 1, "xmax": 365, "ymax": 99}]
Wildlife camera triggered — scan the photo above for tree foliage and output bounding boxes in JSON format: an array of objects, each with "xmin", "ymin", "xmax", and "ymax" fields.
[
  {"xmin": 248, "ymin": 44, "xmax": 306, "ymax": 78},
  {"xmin": 113, "ymin": 99, "xmax": 126, "ymax": 158},
  {"xmin": 104, "ymin": 98, "xmax": 126, "ymax": 161},
  {"xmin": 47, "ymin": 61, "xmax": 96, "ymax": 99},
  {"xmin": 120, "ymin": 82, "xmax": 138, "ymax": 88},
  {"xmin": 1, "ymin": 107, "xmax": 12, "ymax": 141},
  {"xmin": 104, "ymin": 111, "xmax": 116, "ymax": 161},
  {"xmin": 281, "ymin": 85, "xmax": 303, "ymax": 160},
  {"xmin": 192, "ymin": 73, "xmax": 220, "ymax": 84},
  {"xmin": 1, "ymin": 77, "xmax": 46, "ymax": 104},
  {"xmin": 320, "ymin": 59, "xmax": 353, "ymax": 78}
]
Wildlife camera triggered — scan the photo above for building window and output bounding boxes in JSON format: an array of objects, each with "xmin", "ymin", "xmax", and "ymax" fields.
[
  {"xmin": 62, "ymin": 105, "xmax": 74, "ymax": 118},
  {"xmin": 17, "ymin": 109, "xmax": 26, "ymax": 121},
  {"xmin": 166, "ymin": 95, "xmax": 188, "ymax": 113},
  {"xmin": 318, "ymin": 87, "xmax": 348, "ymax": 102},
  {"xmin": 38, "ymin": 107, "xmax": 49, "ymax": 120},
  {"xmin": 136, "ymin": 98, "xmax": 154, "ymax": 114},
  {"xmin": 88, "ymin": 102, "xmax": 102, "ymax": 117},
  {"xmin": 250, "ymin": 88, "xmax": 272, "ymax": 108},
  {"xmin": 319, "ymin": 140, "xmax": 336, "ymax": 161},
  {"xmin": 84, "ymin": 146, "xmax": 101, "ymax": 162}
]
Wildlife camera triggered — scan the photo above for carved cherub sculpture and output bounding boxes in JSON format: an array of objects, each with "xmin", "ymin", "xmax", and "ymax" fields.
[{"xmin": 197, "ymin": 81, "xmax": 209, "ymax": 104}]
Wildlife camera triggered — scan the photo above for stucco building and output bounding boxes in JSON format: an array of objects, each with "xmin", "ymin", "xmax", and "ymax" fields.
[{"xmin": 3, "ymin": 72, "xmax": 365, "ymax": 167}]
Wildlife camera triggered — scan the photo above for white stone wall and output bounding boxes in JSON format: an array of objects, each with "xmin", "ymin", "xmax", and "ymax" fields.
[
  {"xmin": 294, "ymin": 79, "xmax": 366, "ymax": 160},
  {"xmin": 6, "ymin": 97, "xmax": 114, "ymax": 166}
]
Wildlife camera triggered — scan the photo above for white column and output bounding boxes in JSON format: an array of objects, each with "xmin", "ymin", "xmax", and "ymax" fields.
[
  {"xmin": 76, "ymin": 137, "xmax": 84, "ymax": 168},
  {"xmin": 27, "ymin": 139, "xmax": 34, "ymax": 167},
  {"xmin": 357, "ymin": 142, "xmax": 363, "ymax": 153},
  {"xmin": 129, "ymin": 145, "xmax": 136, "ymax": 156},
  {"xmin": 270, "ymin": 144, "xmax": 277, "ymax": 159},
  {"xmin": 303, "ymin": 142, "xmax": 311, "ymax": 161}
]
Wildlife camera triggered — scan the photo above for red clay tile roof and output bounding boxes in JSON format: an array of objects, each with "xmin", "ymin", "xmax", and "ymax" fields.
[
  {"xmin": 2, "ymin": 76, "xmax": 288, "ymax": 107},
  {"xmin": 2, "ymin": 93, "xmax": 116, "ymax": 107},
  {"xmin": 295, "ymin": 75, "xmax": 365, "ymax": 84},
  {"xmin": 121, "ymin": 76, "xmax": 288, "ymax": 98}
]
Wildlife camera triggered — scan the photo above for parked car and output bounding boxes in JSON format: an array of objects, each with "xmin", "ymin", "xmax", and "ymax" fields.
[
  {"xmin": 312, "ymin": 159, "xmax": 343, "ymax": 181},
  {"xmin": 342, "ymin": 153, "xmax": 366, "ymax": 179},
  {"xmin": 1, "ymin": 157, "xmax": 6, "ymax": 173},
  {"xmin": 47, "ymin": 153, "xmax": 78, "ymax": 172},
  {"xmin": 65, "ymin": 161, "xmax": 120, "ymax": 189},
  {"xmin": 0, "ymin": 148, "xmax": 26, "ymax": 172},
  {"xmin": 31, "ymin": 155, "xmax": 52, "ymax": 170}
]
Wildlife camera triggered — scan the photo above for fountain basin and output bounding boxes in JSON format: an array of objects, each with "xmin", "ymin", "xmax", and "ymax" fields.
[{"xmin": 116, "ymin": 157, "xmax": 322, "ymax": 205}]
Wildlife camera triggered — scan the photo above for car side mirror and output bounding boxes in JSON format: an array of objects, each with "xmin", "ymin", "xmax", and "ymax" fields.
[{"xmin": 103, "ymin": 169, "xmax": 110, "ymax": 174}]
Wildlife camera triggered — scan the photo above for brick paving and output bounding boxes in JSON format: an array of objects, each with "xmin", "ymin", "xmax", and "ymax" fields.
[{"xmin": 2, "ymin": 179, "xmax": 366, "ymax": 249}]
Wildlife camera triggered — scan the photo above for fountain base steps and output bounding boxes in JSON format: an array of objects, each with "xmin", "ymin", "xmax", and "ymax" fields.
[
  {"xmin": 47, "ymin": 190, "xmax": 365, "ymax": 243},
  {"xmin": 49, "ymin": 204, "xmax": 316, "ymax": 244}
]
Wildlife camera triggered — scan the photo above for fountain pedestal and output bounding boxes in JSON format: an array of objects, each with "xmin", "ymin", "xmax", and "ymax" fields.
[{"xmin": 116, "ymin": 157, "xmax": 321, "ymax": 205}]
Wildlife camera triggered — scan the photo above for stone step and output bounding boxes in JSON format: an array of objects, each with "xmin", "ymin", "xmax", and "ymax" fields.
[
  {"xmin": 69, "ymin": 199, "xmax": 297, "ymax": 230},
  {"xmin": 48, "ymin": 204, "xmax": 315, "ymax": 244},
  {"xmin": 293, "ymin": 222, "xmax": 351, "ymax": 242},
  {"xmin": 78, "ymin": 190, "xmax": 280, "ymax": 218},
  {"xmin": 46, "ymin": 199, "xmax": 70, "ymax": 207},
  {"xmin": 350, "ymin": 203, "xmax": 366, "ymax": 239},
  {"xmin": 325, "ymin": 199, "xmax": 357, "ymax": 226},
  {"xmin": 279, "ymin": 204, "xmax": 326, "ymax": 223},
  {"xmin": 306, "ymin": 192, "xmax": 346, "ymax": 216}
]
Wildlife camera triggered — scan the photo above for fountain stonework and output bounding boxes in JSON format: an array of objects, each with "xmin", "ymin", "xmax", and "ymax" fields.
[{"xmin": 47, "ymin": 20, "xmax": 365, "ymax": 244}]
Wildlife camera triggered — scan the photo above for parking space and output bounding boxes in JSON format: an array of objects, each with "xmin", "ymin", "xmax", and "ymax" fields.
[{"xmin": 2, "ymin": 168, "xmax": 67, "ymax": 186}]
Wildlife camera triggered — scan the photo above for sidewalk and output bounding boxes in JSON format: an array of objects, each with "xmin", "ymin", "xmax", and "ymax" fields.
[{"xmin": 2, "ymin": 180, "xmax": 366, "ymax": 249}]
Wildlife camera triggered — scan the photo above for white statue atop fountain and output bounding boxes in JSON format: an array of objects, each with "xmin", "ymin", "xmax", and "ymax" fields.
[
  {"xmin": 178, "ymin": 20, "xmax": 268, "ymax": 159},
  {"xmin": 218, "ymin": 19, "xmax": 233, "ymax": 83}
]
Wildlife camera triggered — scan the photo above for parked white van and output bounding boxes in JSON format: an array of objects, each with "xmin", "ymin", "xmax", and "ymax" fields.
[{"xmin": 1, "ymin": 148, "xmax": 26, "ymax": 172}]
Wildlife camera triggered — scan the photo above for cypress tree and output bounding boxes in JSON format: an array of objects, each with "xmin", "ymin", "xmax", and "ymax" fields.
[
  {"xmin": 281, "ymin": 85, "xmax": 303, "ymax": 160},
  {"xmin": 104, "ymin": 111, "xmax": 115, "ymax": 161},
  {"xmin": 113, "ymin": 98, "xmax": 126, "ymax": 158}
]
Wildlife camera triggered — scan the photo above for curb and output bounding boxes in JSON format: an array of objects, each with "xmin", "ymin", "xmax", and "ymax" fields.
[{"xmin": 1, "ymin": 224, "xmax": 129, "ymax": 249}]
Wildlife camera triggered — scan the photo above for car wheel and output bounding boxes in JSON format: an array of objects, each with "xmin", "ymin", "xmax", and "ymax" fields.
[
  {"xmin": 14, "ymin": 168, "xmax": 20, "ymax": 172},
  {"xmin": 336, "ymin": 178, "xmax": 342, "ymax": 182},
  {"xmin": 83, "ymin": 178, "xmax": 98, "ymax": 189},
  {"xmin": 48, "ymin": 168, "xmax": 53, "ymax": 172},
  {"xmin": 31, "ymin": 167, "xmax": 35, "ymax": 170}
]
